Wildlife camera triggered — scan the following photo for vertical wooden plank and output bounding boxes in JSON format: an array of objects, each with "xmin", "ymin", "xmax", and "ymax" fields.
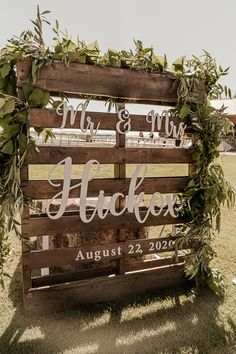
[
  {"xmin": 114, "ymin": 103, "xmax": 126, "ymax": 274},
  {"xmin": 187, "ymin": 133, "xmax": 197, "ymax": 256},
  {"xmin": 188, "ymin": 135, "xmax": 196, "ymax": 177},
  {"xmin": 172, "ymin": 192, "xmax": 177, "ymax": 236},
  {"xmin": 21, "ymin": 166, "xmax": 32, "ymax": 292},
  {"xmin": 18, "ymin": 87, "xmax": 32, "ymax": 299},
  {"xmin": 17, "ymin": 87, "xmax": 25, "ymax": 102}
]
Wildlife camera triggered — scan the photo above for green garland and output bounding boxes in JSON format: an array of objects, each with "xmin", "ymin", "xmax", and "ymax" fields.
[
  {"xmin": 0, "ymin": 7, "xmax": 234, "ymax": 293},
  {"xmin": 172, "ymin": 56, "xmax": 235, "ymax": 294}
]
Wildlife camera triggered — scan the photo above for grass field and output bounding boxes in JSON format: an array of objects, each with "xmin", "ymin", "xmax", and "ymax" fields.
[{"xmin": 0, "ymin": 155, "xmax": 235, "ymax": 354}]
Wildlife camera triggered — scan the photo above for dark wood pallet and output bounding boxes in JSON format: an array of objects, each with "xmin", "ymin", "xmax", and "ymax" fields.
[{"xmin": 17, "ymin": 59, "xmax": 200, "ymax": 316}]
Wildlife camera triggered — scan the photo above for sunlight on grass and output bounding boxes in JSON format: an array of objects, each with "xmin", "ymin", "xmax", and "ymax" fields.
[
  {"xmin": 80, "ymin": 312, "xmax": 111, "ymax": 331},
  {"xmin": 18, "ymin": 327, "xmax": 45, "ymax": 342},
  {"xmin": 120, "ymin": 298, "xmax": 176, "ymax": 322},
  {"xmin": 116, "ymin": 321, "xmax": 176, "ymax": 346},
  {"xmin": 63, "ymin": 344, "xmax": 99, "ymax": 354}
]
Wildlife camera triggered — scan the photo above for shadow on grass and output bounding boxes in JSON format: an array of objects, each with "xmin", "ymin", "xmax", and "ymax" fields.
[{"xmin": 0, "ymin": 262, "xmax": 235, "ymax": 354}]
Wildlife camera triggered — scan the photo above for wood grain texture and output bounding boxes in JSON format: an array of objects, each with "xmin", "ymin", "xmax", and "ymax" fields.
[
  {"xmin": 28, "ymin": 108, "xmax": 191, "ymax": 133},
  {"xmin": 24, "ymin": 263, "xmax": 186, "ymax": 316},
  {"xmin": 32, "ymin": 265, "xmax": 117, "ymax": 288},
  {"xmin": 23, "ymin": 236, "xmax": 190, "ymax": 269},
  {"xmin": 17, "ymin": 59, "xmax": 205, "ymax": 105},
  {"xmin": 22, "ymin": 176, "xmax": 189, "ymax": 199},
  {"xmin": 31, "ymin": 256, "xmax": 186, "ymax": 288},
  {"xmin": 25, "ymin": 146, "xmax": 193, "ymax": 164},
  {"xmin": 21, "ymin": 210, "xmax": 185, "ymax": 237},
  {"xmin": 226, "ymin": 115, "xmax": 236, "ymax": 124},
  {"xmin": 114, "ymin": 103, "xmax": 127, "ymax": 273}
]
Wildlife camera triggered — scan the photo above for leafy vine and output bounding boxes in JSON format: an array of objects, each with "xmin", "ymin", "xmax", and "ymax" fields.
[
  {"xmin": 173, "ymin": 55, "xmax": 235, "ymax": 294},
  {"xmin": 0, "ymin": 7, "xmax": 234, "ymax": 293}
]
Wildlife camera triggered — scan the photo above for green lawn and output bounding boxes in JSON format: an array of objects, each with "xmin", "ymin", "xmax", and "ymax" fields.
[
  {"xmin": 0, "ymin": 155, "xmax": 235, "ymax": 354},
  {"xmin": 29, "ymin": 163, "xmax": 188, "ymax": 179}
]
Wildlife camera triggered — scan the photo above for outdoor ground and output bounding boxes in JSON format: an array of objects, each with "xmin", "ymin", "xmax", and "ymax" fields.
[{"xmin": 0, "ymin": 154, "xmax": 235, "ymax": 354}]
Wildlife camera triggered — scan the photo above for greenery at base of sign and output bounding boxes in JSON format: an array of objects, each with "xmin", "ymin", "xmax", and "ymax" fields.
[{"xmin": 0, "ymin": 7, "xmax": 234, "ymax": 293}]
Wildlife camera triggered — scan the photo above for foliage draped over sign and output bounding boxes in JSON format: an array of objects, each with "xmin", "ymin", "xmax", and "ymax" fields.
[{"xmin": 0, "ymin": 6, "xmax": 235, "ymax": 293}]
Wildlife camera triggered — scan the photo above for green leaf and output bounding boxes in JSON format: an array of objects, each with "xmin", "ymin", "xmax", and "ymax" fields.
[
  {"xmin": 4, "ymin": 100, "xmax": 15, "ymax": 114},
  {"xmin": 2, "ymin": 124, "xmax": 20, "ymax": 138},
  {"xmin": 0, "ymin": 99, "xmax": 15, "ymax": 117},
  {"xmin": 164, "ymin": 54, "xmax": 168, "ymax": 69},
  {"xmin": 0, "ymin": 63, "xmax": 11, "ymax": 79},
  {"xmin": 52, "ymin": 100, "xmax": 63, "ymax": 108},
  {"xmin": 1, "ymin": 139, "xmax": 13, "ymax": 154},
  {"xmin": 6, "ymin": 82, "xmax": 16, "ymax": 96},
  {"xmin": 153, "ymin": 55, "xmax": 165, "ymax": 70},
  {"xmin": 179, "ymin": 104, "xmax": 191, "ymax": 119},
  {"xmin": 108, "ymin": 48, "xmax": 119, "ymax": 56},
  {"xmin": 172, "ymin": 56, "xmax": 185, "ymax": 72},
  {"xmin": 142, "ymin": 47, "xmax": 152, "ymax": 54},
  {"xmin": 28, "ymin": 88, "xmax": 50, "ymax": 108},
  {"xmin": 87, "ymin": 40, "xmax": 99, "ymax": 52},
  {"xmin": 16, "ymin": 110, "xmax": 28, "ymax": 124},
  {"xmin": 22, "ymin": 83, "xmax": 34, "ymax": 101},
  {"xmin": 0, "ymin": 97, "xmax": 6, "ymax": 109},
  {"xmin": 0, "ymin": 136, "xmax": 8, "ymax": 148},
  {"xmin": 0, "ymin": 114, "xmax": 12, "ymax": 128},
  {"xmin": 68, "ymin": 52, "xmax": 86, "ymax": 64},
  {"xmin": 31, "ymin": 61, "xmax": 38, "ymax": 84},
  {"xmin": 34, "ymin": 127, "xmax": 44, "ymax": 136},
  {"xmin": 18, "ymin": 133, "xmax": 28, "ymax": 154},
  {"xmin": 0, "ymin": 78, "xmax": 7, "ymax": 89},
  {"xmin": 207, "ymin": 269, "xmax": 225, "ymax": 296},
  {"xmin": 43, "ymin": 128, "xmax": 55, "ymax": 142}
]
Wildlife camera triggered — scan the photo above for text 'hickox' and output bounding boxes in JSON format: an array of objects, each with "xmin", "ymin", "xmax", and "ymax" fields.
[{"xmin": 46, "ymin": 158, "xmax": 180, "ymax": 223}]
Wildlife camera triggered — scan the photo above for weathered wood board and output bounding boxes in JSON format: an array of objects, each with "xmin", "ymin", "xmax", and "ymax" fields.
[
  {"xmin": 17, "ymin": 59, "xmax": 205, "ymax": 105},
  {"xmin": 22, "ymin": 176, "xmax": 189, "ymax": 199},
  {"xmin": 25, "ymin": 146, "xmax": 193, "ymax": 165}
]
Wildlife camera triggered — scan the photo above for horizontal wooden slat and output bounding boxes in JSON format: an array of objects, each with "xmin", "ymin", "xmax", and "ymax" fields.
[
  {"xmin": 31, "ymin": 256, "xmax": 186, "ymax": 288},
  {"xmin": 32, "ymin": 265, "xmax": 118, "ymax": 288},
  {"xmin": 29, "ymin": 108, "xmax": 190, "ymax": 134},
  {"xmin": 21, "ymin": 210, "xmax": 185, "ymax": 236},
  {"xmin": 126, "ymin": 255, "xmax": 185, "ymax": 272},
  {"xmin": 25, "ymin": 146, "xmax": 193, "ymax": 164},
  {"xmin": 24, "ymin": 263, "xmax": 186, "ymax": 315},
  {"xmin": 226, "ymin": 115, "xmax": 236, "ymax": 124},
  {"xmin": 17, "ymin": 59, "xmax": 205, "ymax": 105},
  {"xmin": 22, "ymin": 176, "xmax": 189, "ymax": 199},
  {"xmin": 23, "ymin": 236, "xmax": 194, "ymax": 270}
]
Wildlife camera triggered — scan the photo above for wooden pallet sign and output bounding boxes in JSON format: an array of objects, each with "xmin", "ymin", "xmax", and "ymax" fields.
[{"xmin": 17, "ymin": 59, "xmax": 203, "ymax": 316}]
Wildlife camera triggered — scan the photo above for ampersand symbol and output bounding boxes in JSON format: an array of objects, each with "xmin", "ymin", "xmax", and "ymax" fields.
[{"xmin": 116, "ymin": 109, "xmax": 131, "ymax": 134}]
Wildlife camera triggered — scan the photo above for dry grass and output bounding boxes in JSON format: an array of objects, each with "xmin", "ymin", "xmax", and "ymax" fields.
[{"xmin": 0, "ymin": 155, "xmax": 235, "ymax": 354}]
